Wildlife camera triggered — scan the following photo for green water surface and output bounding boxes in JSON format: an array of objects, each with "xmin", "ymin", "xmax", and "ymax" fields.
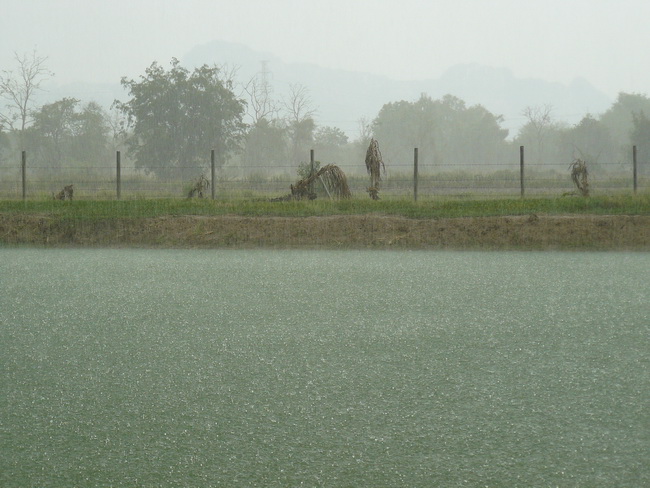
[{"xmin": 2, "ymin": 250, "xmax": 648, "ymax": 487}]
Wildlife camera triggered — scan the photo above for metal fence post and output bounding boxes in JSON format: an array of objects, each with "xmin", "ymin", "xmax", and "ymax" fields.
[
  {"xmin": 520, "ymin": 146, "xmax": 525, "ymax": 198},
  {"xmin": 116, "ymin": 151, "xmax": 121, "ymax": 200},
  {"xmin": 21, "ymin": 150, "xmax": 26, "ymax": 200},
  {"xmin": 413, "ymin": 147, "xmax": 419, "ymax": 202},
  {"xmin": 211, "ymin": 149, "xmax": 216, "ymax": 200},
  {"xmin": 633, "ymin": 145, "xmax": 638, "ymax": 195},
  {"xmin": 310, "ymin": 149, "xmax": 315, "ymax": 195}
]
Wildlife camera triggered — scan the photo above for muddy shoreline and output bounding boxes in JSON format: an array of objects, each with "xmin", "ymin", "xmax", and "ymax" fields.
[{"xmin": 2, "ymin": 213, "xmax": 649, "ymax": 250}]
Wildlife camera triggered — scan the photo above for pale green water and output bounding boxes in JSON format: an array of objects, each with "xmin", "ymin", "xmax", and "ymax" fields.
[{"xmin": 2, "ymin": 249, "xmax": 649, "ymax": 487}]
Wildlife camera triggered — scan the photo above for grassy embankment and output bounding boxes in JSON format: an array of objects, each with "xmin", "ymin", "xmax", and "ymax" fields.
[{"xmin": 1, "ymin": 194, "xmax": 649, "ymax": 249}]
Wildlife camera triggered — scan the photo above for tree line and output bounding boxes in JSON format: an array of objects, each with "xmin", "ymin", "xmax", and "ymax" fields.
[{"xmin": 1, "ymin": 52, "xmax": 649, "ymax": 181}]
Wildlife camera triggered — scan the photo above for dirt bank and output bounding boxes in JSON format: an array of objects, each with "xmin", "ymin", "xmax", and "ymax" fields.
[{"xmin": 1, "ymin": 213, "xmax": 649, "ymax": 250}]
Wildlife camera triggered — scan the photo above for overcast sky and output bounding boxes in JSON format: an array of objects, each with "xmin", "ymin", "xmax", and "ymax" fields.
[{"xmin": 1, "ymin": 0, "xmax": 648, "ymax": 98}]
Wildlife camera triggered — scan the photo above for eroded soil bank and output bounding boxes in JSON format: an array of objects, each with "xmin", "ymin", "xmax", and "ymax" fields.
[{"xmin": 2, "ymin": 214, "xmax": 649, "ymax": 250}]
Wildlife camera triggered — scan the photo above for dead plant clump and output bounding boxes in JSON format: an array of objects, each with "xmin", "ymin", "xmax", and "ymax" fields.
[
  {"xmin": 569, "ymin": 158, "xmax": 589, "ymax": 197},
  {"xmin": 314, "ymin": 164, "xmax": 352, "ymax": 199},
  {"xmin": 53, "ymin": 184, "xmax": 74, "ymax": 200},
  {"xmin": 365, "ymin": 138, "xmax": 385, "ymax": 200},
  {"xmin": 272, "ymin": 164, "xmax": 352, "ymax": 201},
  {"xmin": 188, "ymin": 175, "xmax": 210, "ymax": 198}
]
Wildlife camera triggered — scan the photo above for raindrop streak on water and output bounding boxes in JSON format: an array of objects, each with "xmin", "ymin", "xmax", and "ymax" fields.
[{"xmin": 2, "ymin": 249, "xmax": 648, "ymax": 486}]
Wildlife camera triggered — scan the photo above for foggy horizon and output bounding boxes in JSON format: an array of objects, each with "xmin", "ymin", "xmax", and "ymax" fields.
[
  {"xmin": 2, "ymin": 0, "xmax": 649, "ymax": 99},
  {"xmin": 2, "ymin": 0, "xmax": 649, "ymax": 177}
]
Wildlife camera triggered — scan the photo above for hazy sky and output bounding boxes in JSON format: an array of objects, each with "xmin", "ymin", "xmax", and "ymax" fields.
[{"xmin": 1, "ymin": 0, "xmax": 649, "ymax": 98}]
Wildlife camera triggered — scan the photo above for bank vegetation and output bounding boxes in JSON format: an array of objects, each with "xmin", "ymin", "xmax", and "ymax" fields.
[{"xmin": 1, "ymin": 195, "xmax": 649, "ymax": 250}]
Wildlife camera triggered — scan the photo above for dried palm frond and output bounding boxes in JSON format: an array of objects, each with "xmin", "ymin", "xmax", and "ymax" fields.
[
  {"xmin": 316, "ymin": 164, "xmax": 351, "ymax": 199},
  {"xmin": 289, "ymin": 177, "xmax": 316, "ymax": 200},
  {"xmin": 365, "ymin": 138, "xmax": 385, "ymax": 200},
  {"xmin": 274, "ymin": 163, "xmax": 351, "ymax": 201},
  {"xmin": 569, "ymin": 158, "xmax": 589, "ymax": 197}
]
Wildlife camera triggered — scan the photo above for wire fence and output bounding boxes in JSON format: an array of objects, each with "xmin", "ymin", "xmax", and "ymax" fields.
[{"xmin": 0, "ymin": 147, "xmax": 646, "ymax": 200}]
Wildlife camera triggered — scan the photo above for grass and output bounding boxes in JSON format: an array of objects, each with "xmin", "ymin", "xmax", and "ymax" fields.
[{"xmin": 1, "ymin": 193, "xmax": 649, "ymax": 221}]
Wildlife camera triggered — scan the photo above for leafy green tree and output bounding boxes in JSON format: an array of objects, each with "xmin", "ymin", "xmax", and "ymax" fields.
[
  {"xmin": 314, "ymin": 125, "xmax": 348, "ymax": 165},
  {"xmin": 600, "ymin": 92, "xmax": 650, "ymax": 147},
  {"xmin": 288, "ymin": 117, "xmax": 315, "ymax": 165},
  {"xmin": 631, "ymin": 111, "xmax": 650, "ymax": 174},
  {"xmin": 372, "ymin": 94, "xmax": 509, "ymax": 169},
  {"xmin": 440, "ymin": 97, "xmax": 509, "ymax": 165},
  {"xmin": 564, "ymin": 114, "xmax": 615, "ymax": 169},
  {"xmin": 631, "ymin": 111, "xmax": 650, "ymax": 146},
  {"xmin": 315, "ymin": 126, "xmax": 348, "ymax": 147},
  {"xmin": 27, "ymin": 98, "xmax": 111, "ymax": 173},
  {"xmin": 73, "ymin": 101, "xmax": 111, "ymax": 165},
  {"xmin": 241, "ymin": 118, "xmax": 290, "ymax": 175},
  {"xmin": 515, "ymin": 115, "xmax": 581, "ymax": 167},
  {"xmin": 372, "ymin": 96, "xmax": 438, "ymax": 169},
  {"xmin": 589, "ymin": 92, "xmax": 650, "ymax": 167},
  {"xmin": 29, "ymin": 97, "xmax": 79, "ymax": 169},
  {"xmin": 115, "ymin": 59, "xmax": 246, "ymax": 178},
  {"xmin": 0, "ymin": 128, "xmax": 9, "ymax": 169}
]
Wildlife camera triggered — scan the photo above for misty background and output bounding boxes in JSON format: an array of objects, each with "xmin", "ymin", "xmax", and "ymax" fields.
[
  {"xmin": 41, "ymin": 39, "xmax": 614, "ymax": 139},
  {"xmin": 1, "ymin": 0, "xmax": 649, "ymax": 187}
]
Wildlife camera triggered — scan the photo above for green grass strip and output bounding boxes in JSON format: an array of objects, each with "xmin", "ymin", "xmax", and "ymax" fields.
[{"xmin": 1, "ymin": 194, "xmax": 649, "ymax": 221}]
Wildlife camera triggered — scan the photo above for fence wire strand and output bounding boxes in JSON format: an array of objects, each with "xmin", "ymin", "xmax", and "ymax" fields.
[{"xmin": 0, "ymin": 150, "xmax": 646, "ymax": 200}]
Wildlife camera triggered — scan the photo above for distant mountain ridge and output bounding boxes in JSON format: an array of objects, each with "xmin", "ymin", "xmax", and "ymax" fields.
[
  {"xmin": 183, "ymin": 40, "xmax": 614, "ymax": 138},
  {"xmin": 41, "ymin": 39, "xmax": 613, "ymax": 139}
]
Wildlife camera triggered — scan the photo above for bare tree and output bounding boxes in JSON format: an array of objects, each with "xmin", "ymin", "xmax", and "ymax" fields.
[
  {"xmin": 244, "ymin": 61, "xmax": 279, "ymax": 124},
  {"xmin": 522, "ymin": 104, "xmax": 553, "ymax": 164},
  {"xmin": 106, "ymin": 106, "xmax": 128, "ymax": 153},
  {"xmin": 356, "ymin": 117, "xmax": 373, "ymax": 146},
  {"xmin": 284, "ymin": 83, "xmax": 316, "ymax": 164},
  {"xmin": 0, "ymin": 50, "xmax": 53, "ymax": 148},
  {"xmin": 284, "ymin": 83, "xmax": 316, "ymax": 125},
  {"xmin": 216, "ymin": 63, "xmax": 240, "ymax": 91}
]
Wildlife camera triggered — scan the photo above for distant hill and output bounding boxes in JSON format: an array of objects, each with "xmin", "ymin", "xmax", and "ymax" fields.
[
  {"xmin": 183, "ymin": 40, "xmax": 612, "ymax": 139},
  {"xmin": 38, "ymin": 40, "xmax": 613, "ymax": 140}
]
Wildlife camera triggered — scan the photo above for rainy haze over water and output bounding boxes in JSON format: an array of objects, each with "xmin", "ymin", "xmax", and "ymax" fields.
[{"xmin": 2, "ymin": 249, "xmax": 649, "ymax": 486}]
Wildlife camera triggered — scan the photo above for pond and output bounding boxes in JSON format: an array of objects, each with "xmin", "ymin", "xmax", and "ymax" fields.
[{"xmin": 2, "ymin": 249, "xmax": 648, "ymax": 486}]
